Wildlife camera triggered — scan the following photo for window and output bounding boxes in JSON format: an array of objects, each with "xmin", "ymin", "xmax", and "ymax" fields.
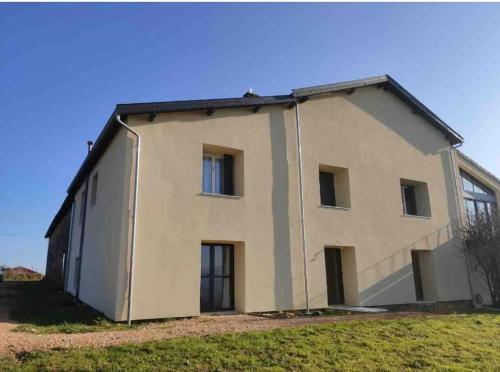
[
  {"xmin": 90, "ymin": 173, "xmax": 98, "ymax": 207},
  {"xmin": 401, "ymin": 185, "xmax": 417, "ymax": 216},
  {"xmin": 200, "ymin": 244, "xmax": 234, "ymax": 312},
  {"xmin": 461, "ymin": 170, "xmax": 494, "ymax": 196},
  {"xmin": 400, "ymin": 179, "xmax": 431, "ymax": 217},
  {"xmin": 79, "ymin": 191, "xmax": 86, "ymax": 225},
  {"xmin": 319, "ymin": 171, "xmax": 336, "ymax": 206},
  {"xmin": 411, "ymin": 251, "xmax": 424, "ymax": 301},
  {"xmin": 202, "ymin": 154, "xmax": 234, "ymax": 195},
  {"xmin": 318, "ymin": 165, "xmax": 350, "ymax": 208},
  {"xmin": 460, "ymin": 170, "xmax": 497, "ymax": 222}
]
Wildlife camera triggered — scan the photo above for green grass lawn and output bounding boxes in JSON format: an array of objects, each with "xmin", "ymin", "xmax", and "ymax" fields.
[{"xmin": 2, "ymin": 313, "xmax": 499, "ymax": 371}]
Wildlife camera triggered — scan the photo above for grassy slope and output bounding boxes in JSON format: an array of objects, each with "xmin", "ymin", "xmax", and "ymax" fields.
[{"xmin": 2, "ymin": 313, "xmax": 499, "ymax": 371}]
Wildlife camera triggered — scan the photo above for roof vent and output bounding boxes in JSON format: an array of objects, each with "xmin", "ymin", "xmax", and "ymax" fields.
[{"xmin": 243, "ymin": 88, "xmax": 259, "ymax": 98}]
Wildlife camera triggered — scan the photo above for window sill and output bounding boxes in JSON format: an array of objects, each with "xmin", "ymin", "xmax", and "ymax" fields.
[
  {"xmin": 198, "ymin": 192, "xmax": 241, "ymax": 200},
  {"xmin": 319, "ymin": 205, "xmax": 350, "ymax": 211},
  {"xmin": 401, "ymin": 214, "xmax": 431, "ymax": 220}
]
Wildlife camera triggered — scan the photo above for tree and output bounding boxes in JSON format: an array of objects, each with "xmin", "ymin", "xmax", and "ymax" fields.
[{"xmin": 459, "ymin": 211, "xmax": 500, "ymax": 308}]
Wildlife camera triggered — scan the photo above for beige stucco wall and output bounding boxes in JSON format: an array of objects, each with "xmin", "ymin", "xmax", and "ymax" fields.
[
  {"xmin": 64, "ymin": 129, "xmax": 132, "ymax": 319},
  {"xmin": 298, "ymin": 87, "xmax": 470, "ymax": 307},
  {"xmin": 106, "ymin": 85, "xmax": 472, "ymax": 321},
  {"xmin": 115, "ymin": 105, "xmax": 303, "ymax": 321},
  {"xmin": 68, "ymin": 85, "xmax": 477, "ymax": 321}
]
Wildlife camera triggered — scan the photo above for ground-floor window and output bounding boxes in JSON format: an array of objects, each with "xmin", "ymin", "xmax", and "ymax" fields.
[{"xmin": 200, "ymin": 244, "xmax": 234, "ymax": 312}]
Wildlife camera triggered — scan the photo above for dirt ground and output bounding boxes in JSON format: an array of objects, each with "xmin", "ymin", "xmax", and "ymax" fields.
[{"xmin": 0, "ymin": 281, "xmax": 424, "ymax": 357}]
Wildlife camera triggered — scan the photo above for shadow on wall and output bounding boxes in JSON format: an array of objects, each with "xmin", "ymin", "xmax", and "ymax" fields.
[
  {"xmin": 269, "ymin": 110, "xmax": 294, "ymax": 311},
  {"xmin": 359, "ymin": 224, "xmax": 452, "ymax": 306},
  {"xmin": 345, "ymin": 88, "xmax": 449, "ymax": 156},
  {"xmin": 116, "ymin": 135, "xmax": 135, "ymax": 320}
]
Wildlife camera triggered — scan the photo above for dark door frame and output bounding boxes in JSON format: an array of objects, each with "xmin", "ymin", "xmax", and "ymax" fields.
[
  {"xmin": 411, "ymin": 250, "xmax": 424, "ymax": 301},
  {"xmin": 200, "ymin": 244, "xmax": 235, "ymax": 312},
  {"xmin": 324, "ymin": 247, "xmax": 345, "ymax": 305}
]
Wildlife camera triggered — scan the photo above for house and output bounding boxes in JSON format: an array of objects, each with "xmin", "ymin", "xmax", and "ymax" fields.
[{"xmin": 45, "ymin": 75, "xmax": 499, "ymax": 322}]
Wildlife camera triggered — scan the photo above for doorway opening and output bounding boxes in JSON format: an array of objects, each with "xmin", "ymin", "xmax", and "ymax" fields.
[
  {"xmin": 201, "ymin": 244, "xmax": 234, "ymax": 312},
  {"xmin": 325, "ymin": 247, "xmax": 345, "ymax": 305}
]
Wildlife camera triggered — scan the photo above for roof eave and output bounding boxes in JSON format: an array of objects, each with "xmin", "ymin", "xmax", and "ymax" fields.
[{"xmin": 292, "ymin": 74, "xmax": 463, "ymax": 146}]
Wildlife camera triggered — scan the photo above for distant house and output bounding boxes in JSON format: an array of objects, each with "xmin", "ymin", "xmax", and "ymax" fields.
[{"xmin": 45, "ymin": 75, "xmax": 499, "ymax": 322}]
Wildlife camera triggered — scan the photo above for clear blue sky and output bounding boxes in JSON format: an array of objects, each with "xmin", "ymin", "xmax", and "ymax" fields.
[{"xmin": 1, "ymin": 3, "xmax": 499, "ymax": 273}]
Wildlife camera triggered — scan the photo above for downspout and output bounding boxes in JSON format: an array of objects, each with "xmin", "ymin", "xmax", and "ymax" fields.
[
  {"xmin": 449, "ymin": 143, "xmax": 475, "ymax": 307},
  {"xmin": 75, "ymin": 141, "xmax": 93, "ymax": 300},
  {"xmin": 115, "ymin": 114, "xmax": 140, "ymax": 326},
  {"xmin": 294, "ymin": 102, "xmax": 311, "ymax": 314},
  {"xmin": 63, "ymin": 201, "xmax": 75, "ymax": 293}
]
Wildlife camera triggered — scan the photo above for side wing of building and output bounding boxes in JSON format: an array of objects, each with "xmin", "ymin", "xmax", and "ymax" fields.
[
  {"xmin": 64, "ymin": 128, "xmax": 133, "ymax": 320},
  {"xmin": 452, "ymin": 149, "xmax": 500, "ymax": 305}
]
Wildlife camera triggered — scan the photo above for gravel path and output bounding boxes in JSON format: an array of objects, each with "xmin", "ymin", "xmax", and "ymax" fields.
[{"xmin": 0, "ymin": 282, "xmax": 426, "ymax": 357}]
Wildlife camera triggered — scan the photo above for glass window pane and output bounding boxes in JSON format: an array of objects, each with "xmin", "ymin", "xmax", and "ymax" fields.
[
  {"xmin": 402, "ymin": 185, "xmax": 417, "ymax": 215},
  {"xmin": 200, "ymin": 278, "xmax": 210, "ymax": 311},
  {"xmin": 212, "ymin": 278, "xmax": 231, "ymax": 310},
  {"xmin": 487, "ymin": 203, "xmax": 495, "ymax": 218},
  {"xmin": 201, "ymin": 245, "xmax": 211, "ymax": 276},
  {"xmin": 203, "ymin": 157, "xmax": 212, "ymax": 193},
  {"xmin": 462, "ymin": 175, "xmax": 474, "ymax": 193},
  {"xmin": 222, "ymin": 278, "xmax": 231, "ymax": 309},
  {"xmin": 215, "ymin": 158, "xmax": 223, "ymax": 194},
  {"xmin": 477, "ymin": 201, "xmax": 487, "ymax": 216},
  {"xmin": 223, "ymin": 247, "xmax": 231, "ymax": 276},
  {"xmin": 213, "ymin": 278, "xmax": 222, "ymax": 309},
  {"xmin": 213, "ymin": 245, "xmax": 223, "ymax": 276},
  {"xmin": 465, "ymin": 199, "xmax": 476, "ymax": 221}
]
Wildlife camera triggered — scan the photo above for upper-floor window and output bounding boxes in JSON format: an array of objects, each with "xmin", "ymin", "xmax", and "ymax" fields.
[
  {"xmin": 401, "ymin": 185, "xmax": 417, "ymax": 215},
  {"xmin": 319, "ymin": 171, "xmax": 336, "ymax": 207},
  {"xmin": 202, "ymin": 153, "xmax": 234, "ymax": 195},
  {"xmin": 460, "ymin": 170, "xmax": 494, "ymax": 196},
  {"xmin": 400, "ymin": 179, "xmax": 431, "ymax": 217},
  {"xmin": 460, "ymin": 170, "xmax": 497, "ymax": 221},
  {"xmin": 318, "ymin": 165, "xmax": 350, "ymax": 208},
  {"xmin": 90, "ymin": 172, "xmax": 98, "ymax": 207}
]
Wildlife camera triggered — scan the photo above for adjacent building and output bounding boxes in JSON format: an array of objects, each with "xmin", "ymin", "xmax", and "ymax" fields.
[{"xmin": 45, "ymin": 75, "xmax": 499, "ymax": 322}]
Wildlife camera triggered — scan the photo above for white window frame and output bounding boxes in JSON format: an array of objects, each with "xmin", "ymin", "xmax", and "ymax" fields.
[{"xmin": 203, "ymin": 153, "xmax": 224, "ymax": 194}]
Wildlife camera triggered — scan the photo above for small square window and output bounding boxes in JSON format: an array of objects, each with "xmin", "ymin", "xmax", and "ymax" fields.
[
  {"xmin": 400, "ymin": 179, "xmax": 431, "ymax": 217},
  {"xmin": 201, "ymin": 145, "xmax": 243, "ymax": 197},
  {"xmin": 318, "ymin": 165, "xmax": 350, "ymax": 208}
]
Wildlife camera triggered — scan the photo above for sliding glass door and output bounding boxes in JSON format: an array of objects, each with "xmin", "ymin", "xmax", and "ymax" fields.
[{"xmin": 200, "ymin": 244, "xmax": 234, "ymax": 312}]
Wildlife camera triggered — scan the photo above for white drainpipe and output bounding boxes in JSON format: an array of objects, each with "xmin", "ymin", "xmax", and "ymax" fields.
[
  {"xmin": 116, "ymin": 114, "xmax": 141, "ymax": 325},
  {"xmin": 295, "ymin": 103, "xmax": 311, "ymax": 314}
]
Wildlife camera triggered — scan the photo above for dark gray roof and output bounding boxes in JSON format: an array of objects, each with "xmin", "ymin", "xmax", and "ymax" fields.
[
  {"xmin": 116, "ymin": 95, "xmax": 294, "ymax": 116},
  {"xmin": 293, "ymin": 75, "xmax": 463, "ymax": 146}
]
